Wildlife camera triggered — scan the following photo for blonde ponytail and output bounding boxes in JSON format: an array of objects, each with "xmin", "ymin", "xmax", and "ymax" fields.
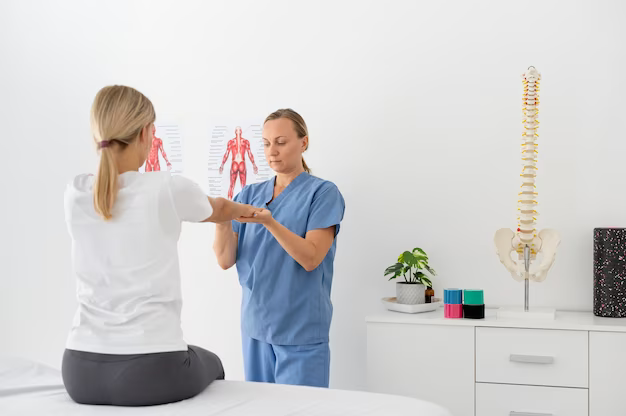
[
  {"xmin": 93, "ymin": 147, "xmax": 119, "ymax": 220},
  {"xmin": 91, "ymin": 85, "xmax": 156, "ymax": 220},
  {"xmin": 302, "ymin": 157, "xmax": 311, "ymax": 174}
]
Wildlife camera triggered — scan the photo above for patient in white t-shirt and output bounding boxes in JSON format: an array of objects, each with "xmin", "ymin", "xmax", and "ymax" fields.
[{"xmin": 62, "ymin": 85, "xmax": 261, "ymax": 407}]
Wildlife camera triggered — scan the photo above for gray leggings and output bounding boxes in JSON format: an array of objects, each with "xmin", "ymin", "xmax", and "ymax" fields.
[{"xmin": 62, "ymin": 346, "xmax": 225, "ymax": 406}]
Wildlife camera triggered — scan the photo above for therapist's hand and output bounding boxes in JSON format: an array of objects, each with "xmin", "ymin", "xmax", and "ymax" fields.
[
  {"xmin": 237, "ymin": 204, "xmax": 262, "ymax": 219},
  {"xmin": 236, "ymin": 208, "xmax": 273, "ymax": 226}
]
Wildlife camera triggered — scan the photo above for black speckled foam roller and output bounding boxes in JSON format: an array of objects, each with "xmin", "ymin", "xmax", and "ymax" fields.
[{"xmin": 594, "ymin": 228, "xmax": 626, "ymax": 317}]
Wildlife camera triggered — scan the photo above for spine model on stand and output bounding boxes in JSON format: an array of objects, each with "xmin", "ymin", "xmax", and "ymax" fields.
[
  {"xmin": 517, "ymin": 68, "xmax": 540, "ymax": 252},
  {"xmin": 494, "ymin": 67, "xmax": 561, "ymax": 288}
]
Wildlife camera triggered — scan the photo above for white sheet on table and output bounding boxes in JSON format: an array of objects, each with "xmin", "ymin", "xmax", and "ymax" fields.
[{"xmin": 0, "ymin": 356, "xmax": 451, "ymax": 416}]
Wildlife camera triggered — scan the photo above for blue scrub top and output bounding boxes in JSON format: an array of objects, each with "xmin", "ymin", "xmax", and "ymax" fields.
[{"xmin": 232, "ymin": 172, "xmax": 345, "ymax": 345}]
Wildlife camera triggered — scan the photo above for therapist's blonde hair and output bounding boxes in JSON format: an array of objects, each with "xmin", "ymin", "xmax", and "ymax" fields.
[
  {"xmin": 91, "ymin": 85, "xmax": 156, "ymax": 220},
  {"xmin": 264, "ymin": 109, "xmax": 311, "ymax": 174}
]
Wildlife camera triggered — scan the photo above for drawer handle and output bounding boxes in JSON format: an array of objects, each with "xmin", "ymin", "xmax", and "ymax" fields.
[
  {"xmin": 509, "ymin": 354, "xmax": 554, "ymax": 364},
  {"xmin": 510, "ymin": 413, "xmax": 553, "ymax": 416}
]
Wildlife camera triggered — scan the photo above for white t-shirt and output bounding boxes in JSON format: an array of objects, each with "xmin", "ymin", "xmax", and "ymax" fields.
[{"xmin": 64, "ymin": 171, "xmax": 213, "ymax": 354}]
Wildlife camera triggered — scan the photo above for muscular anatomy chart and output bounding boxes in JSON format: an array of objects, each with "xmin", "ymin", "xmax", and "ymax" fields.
[
  {"xmin": 140, "ymin": 123, "xmax": 184, "ymax": 175},
  {"xmin": 207, "ymin": 122, "xmax": 271, "ymax": 199},
  {"xmin": 220, "ymin": 127, "xmax": 258, "ymax": 199},
  {"xmin": 146, "ymin": 125, "xmax": 171, "ymax": 172}
]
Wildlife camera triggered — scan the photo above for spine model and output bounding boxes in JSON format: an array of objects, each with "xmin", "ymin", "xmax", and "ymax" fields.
[
  {"xmin": 494, "ymin": 66, "xmax": 560, "ymax": 284},
  {"xmin": 517, "ymin": 67, "xmax": 541, "ymax": 256}
]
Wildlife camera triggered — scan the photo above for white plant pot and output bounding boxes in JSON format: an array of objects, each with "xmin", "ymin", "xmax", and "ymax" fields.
[{"xmin": 396, "ymin": 282, "xmax": 425, "ymax": 305}]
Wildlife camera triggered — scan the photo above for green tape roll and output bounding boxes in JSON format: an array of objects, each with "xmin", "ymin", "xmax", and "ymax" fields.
[{"xmin": 463, "ymin": 289, "xmax": 484, "ymax": 305}]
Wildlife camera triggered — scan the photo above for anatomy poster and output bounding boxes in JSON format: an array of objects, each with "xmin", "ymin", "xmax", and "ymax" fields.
[
  {"xmin": 207, "ymin": 121, "xmax": 271, "ymax": 199},
  {"xmin": 140, "ymin": 123, "xmax": 184, "ymax": 175}
]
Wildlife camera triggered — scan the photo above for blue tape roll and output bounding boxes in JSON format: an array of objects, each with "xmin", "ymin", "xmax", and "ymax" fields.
[{"xmin": 444, "ymin": 288, "xmax": 463, "ymax": 304}]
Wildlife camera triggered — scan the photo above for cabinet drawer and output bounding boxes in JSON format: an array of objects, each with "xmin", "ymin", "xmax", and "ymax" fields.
[
  {"xmin": 476, "ymin": 327, "xmax": 588, "ymax": 388},
  {"xmin": 476, "ymin": 383, "xmax": 588, "ymax": 416}
]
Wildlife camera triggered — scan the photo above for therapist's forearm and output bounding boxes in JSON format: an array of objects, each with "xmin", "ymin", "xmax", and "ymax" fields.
[
  {"xmin": 213, "ymin": 222, "xmax": 237, "ymax": 270},
  {"xmin": 265, "ymin": 219, "xmax": 318, "ymax": 272}
]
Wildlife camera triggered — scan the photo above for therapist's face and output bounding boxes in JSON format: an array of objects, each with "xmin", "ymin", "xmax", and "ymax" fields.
[{"xmin": 263, "ymin": 118, "xmax": 308, "ymax": 174}]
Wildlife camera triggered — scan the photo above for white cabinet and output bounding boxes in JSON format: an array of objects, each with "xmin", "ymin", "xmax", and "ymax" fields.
[
  {"xmin": 476, "ymin": 327, "xmax": 588, "ymax": 388},
  {"xmin": 366, "ymin": 309, "xmax": 626, "ymax": 416},
  {"xmin": 367, "ymin": 323, "xmax": 474, "ymax": 416},
  {"xmin": 590, "ymin": 331, "xmax": 626, "ymax": 416},
  {"xmin": 476, "ymin": 383, "xmax": 588, "ymax": 416}
]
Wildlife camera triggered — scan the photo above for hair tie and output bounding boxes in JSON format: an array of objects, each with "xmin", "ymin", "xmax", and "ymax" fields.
[{"xmin": 98, "ymin": 140, "xmax": 111, "ymax": 149}]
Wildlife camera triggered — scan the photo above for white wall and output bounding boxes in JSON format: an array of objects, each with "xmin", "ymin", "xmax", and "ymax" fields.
[{"xmin": 1, "ymin": 0, "xmax": 625, "ymax": 391}]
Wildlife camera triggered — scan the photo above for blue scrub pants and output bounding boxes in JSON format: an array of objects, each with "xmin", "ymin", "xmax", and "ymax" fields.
[{"xmin": 242, "ymin": 335, "xmax": 330, "ymax": 388}]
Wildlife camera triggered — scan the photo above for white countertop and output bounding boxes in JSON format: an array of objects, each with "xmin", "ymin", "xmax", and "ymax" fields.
[{"xmin": 366, "ymin": 307, "xmax": 626, "ymax": 332}]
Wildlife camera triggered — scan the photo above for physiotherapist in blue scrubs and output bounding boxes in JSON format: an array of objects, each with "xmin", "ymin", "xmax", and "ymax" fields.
[{"xmin": 213, "ymin": 109, "xmax": 345, "ymax": 388}]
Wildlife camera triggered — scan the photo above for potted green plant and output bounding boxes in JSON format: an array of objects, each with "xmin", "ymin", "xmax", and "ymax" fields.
[{"xmin": 384, "ymin": 247, "xmax": 437, "ymax": 305}]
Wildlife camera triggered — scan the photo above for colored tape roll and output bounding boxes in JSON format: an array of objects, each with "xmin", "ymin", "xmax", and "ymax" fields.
[
  {"xmin": 444, "ymin": 303, "xmax": 463, "ymax": 319},
  {"xmin": 463, "ymin": 289, "xmax": 484, "ymax": 305},
  {"xmin": 463, "ymin": 304, "xmax": 485, "ymax": 319},
  {"xmin": 444, "ymin": 289, "xmax": 463, "ymax": 305}
]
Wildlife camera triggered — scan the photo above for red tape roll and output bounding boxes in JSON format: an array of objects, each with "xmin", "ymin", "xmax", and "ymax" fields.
[{"xmin": 445, "ymin": 303, "xmax": 463, "ymax": 319}]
